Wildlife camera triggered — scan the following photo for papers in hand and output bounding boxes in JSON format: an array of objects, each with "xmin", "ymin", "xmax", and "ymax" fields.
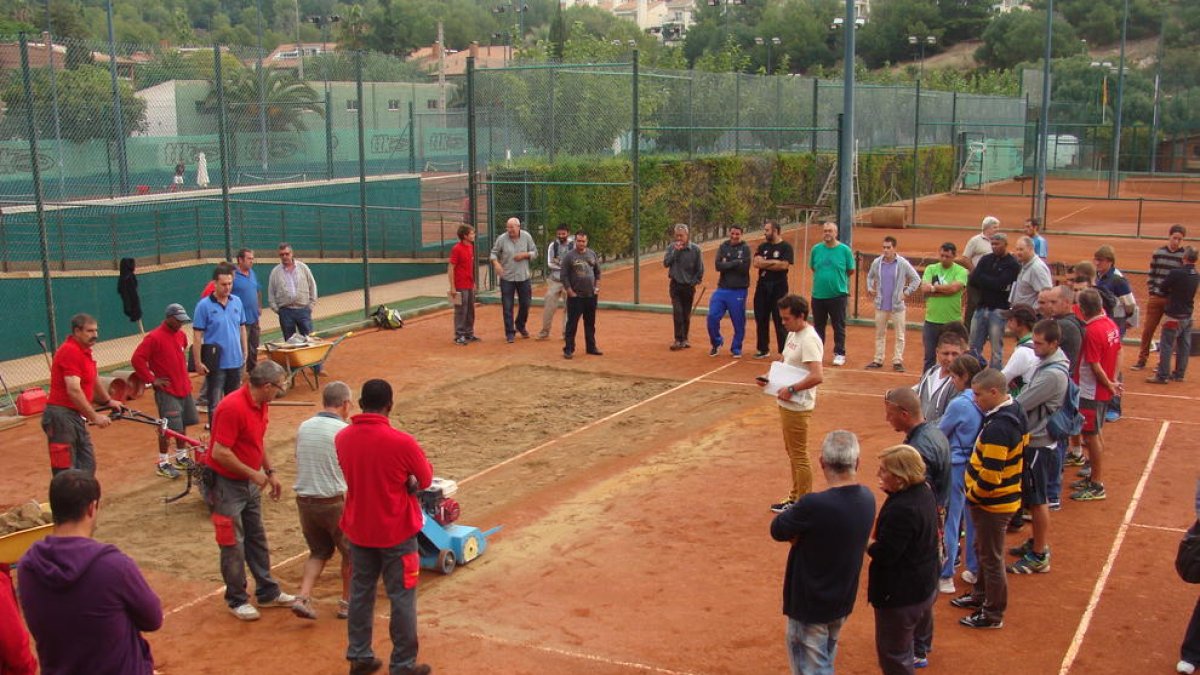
[{"xmin": 762, "ymin": 361, "xmax": 809, "ymax": 396}]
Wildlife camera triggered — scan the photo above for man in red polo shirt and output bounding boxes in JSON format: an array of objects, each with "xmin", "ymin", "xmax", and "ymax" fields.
[
  {"xmin": 336, "ymin": 379, "xmax": 433, "ymax": 675},
  {"xmin": 1071, "ymin": 288, "xmax": 1122, "ymax": 502},
  {"xmin": 131, "ymin": 303, "xmax": 199, "ymax": 480},
  {"xmin": 205, "ymin": 359, "xmax": 295, "ymax": 621},
  {"xmin": 41, "ymin": 313, "xmax": 125, "ymax": 475}
]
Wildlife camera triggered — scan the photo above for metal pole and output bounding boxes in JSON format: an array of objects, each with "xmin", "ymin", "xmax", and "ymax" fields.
[
  {"xmin": 548, "ymin": 68, "xmax": 556, "ymax": 162},
  {"xmin": 42, "ymin": 2, "xmax": 65, "ymax": 201},
  {"xmin": 1149, "ymin": 15, "xmax": 1165, "ymax": 174},
  {"xmin": 1033, "ymin": 0, "xmax": 1053, "ymax": 221},
  {"xmin": 105, "ymin": 0, "xmax": 128, "ymax": 195},
  {"xmin": 838, "ymin": 0, "xmax": 857, "ymax": 246},
  {"xmin": 467, "ymin": 57, "xmax": 479, "ymax": 286},
  {"xmin": 810, "ymin": 77, "xmax": 818, "ymax": 154},
  {"xmin": 950, "ymin": 90, "xmax": 958, "ymax": 171},
  {"xmin": 215, "ymin": 45, "xmax": 233, "ymax": 260},
  {"xmin": 632, "ymin": 49, "xmax": 641, "ymax": 304},
  {"xmin": 356, "ymin": 51, "xmax": 370, "ymax": 315},
  {"xmin": 20, "ymin": 34, "xmax": 57, "ymax": 346},
  {"xmin": 734, "ymin": 74, "xmax": 741, "ymax": 155},
  {"xmin": 1108, "ymin": 0, "xmax": 1129, "ymax": 198},
  {"xmin": 323, "ymin": 23, "xmax": 333, "ymax": 179},
  {"xmin": 408, "ymin": 100, "xmax": 417, "ymax": 172},
  {"xmin": 912, "ymin": 79, "xmax": 920, "ymax": 223},
  {"xmin": 257, "ymin": 0, "xmax": 269, "ymax": 172},
  {"xmin": 687, "ymin": 73, "xmax": 694, "ymax": 158}
]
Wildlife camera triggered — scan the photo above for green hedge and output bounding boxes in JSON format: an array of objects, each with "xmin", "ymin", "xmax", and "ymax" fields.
[{"xmin": 491, "ymin": 148, "xmax": 955, "ymax": 258}]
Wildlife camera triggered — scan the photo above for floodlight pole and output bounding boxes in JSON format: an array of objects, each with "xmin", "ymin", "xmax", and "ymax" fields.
[
  {"xmin": 837, "ymin": 0, "xmax": 856, "ymax": 246},
  {"xmin": 1033, "ymin": 0, "xmax": 1053, "ymax": 222},
  {"xmin": 1108, "ymin": 0, "xmax": 1129, "ymax": 198}
]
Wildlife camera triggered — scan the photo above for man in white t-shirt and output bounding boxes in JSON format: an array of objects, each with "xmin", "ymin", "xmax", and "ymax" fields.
[
  {"xmin": 1001, "ymin": 304, "xmax": 1040, "ymax": 395},
  {"xmin": 760, "ymin": 294, "xmax": 825, "ymax": 514}
]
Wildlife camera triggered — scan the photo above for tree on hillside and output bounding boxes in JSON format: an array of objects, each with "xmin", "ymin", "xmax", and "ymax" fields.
[
  {"xmin": 976, "ymin": 10, "xmax": 1084, "ymax": 71},
  {"xmin": 856, "ymin": 0, "xmax": 941, "ymax": 68},
  {"xmin": 0, "ymin": 64, "xmax": 147, "ymax": 141}
]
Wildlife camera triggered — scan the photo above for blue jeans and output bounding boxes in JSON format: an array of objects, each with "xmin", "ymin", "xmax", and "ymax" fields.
[
  {"xmin": 277, "ymin": 306, "xmax": 313, "ymax": 340},
  {"xmin": 347, "ymin": 538, "xmax": 420, "ymax": 670},
  {"xmin": 969, "ymin": 307, "xmax": 1006, "ymax": 369},
  {"xmin": 500, "ymin": 279, "xmax": 532, "ymax": 339},
  {"xmin": 1157, "ymin": 316, "xmax": 1193, "ymax": 381},
  {"xmin": 922, "ymin": 321, "xmax": 942, "ymax": 373},
  {"xmin": 942, "ymin": 464, "xmax": 978, "ymax": 579},
  {"xmin": 205, "ymin": 367, "xmax": 242, "ymax": 421},
  {"xmin": 787, "ymin": 616, "xmax": 845, "ymax": 675},
  {"xmin": 707, "ymin": 287, "xmax": 747, "ymax": 354}
]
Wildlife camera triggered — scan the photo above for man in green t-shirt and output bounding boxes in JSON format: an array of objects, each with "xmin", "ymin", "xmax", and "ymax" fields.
[
  {"xmin": 808, "ymin": 220, "xmax": 856, "ymax": 366},
  {"xmin": 919, "ymin": 242, "xmax": 968, "ymax": 372}
]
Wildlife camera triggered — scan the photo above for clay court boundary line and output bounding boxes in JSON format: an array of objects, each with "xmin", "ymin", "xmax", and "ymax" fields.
[
  {"xmin": 464, "ymin": 631, "xmax": 701, "ymax": 675},
  {"xmin": 458, "ymin": 360, "xmax": 740, "ymax": 487},
  {"xmin": 1129, "ymin": 522, "xmax": 1188, "ymax": 534},
  {"xmin": 1051, "ymin": 204, "xmax": 1093, "ymax": 226},
  {"xmin": 1058, "ymin": 420, "xmax": 1171, "ymax": 674}
]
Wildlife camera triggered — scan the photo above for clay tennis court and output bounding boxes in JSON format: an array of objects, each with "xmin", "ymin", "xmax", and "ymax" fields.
[{"xmin": 3, "ymin": 216, "xmax": 1197, "ymax": 674}]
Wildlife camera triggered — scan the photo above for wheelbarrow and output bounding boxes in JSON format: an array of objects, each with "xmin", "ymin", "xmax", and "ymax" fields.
[
  {"xmin": 0, "ymin": 503, "xmax": 52, "ymax": 564},
  {"xmin": 261, "ymin": 332, "xmax": 352, "ymax": 392}
]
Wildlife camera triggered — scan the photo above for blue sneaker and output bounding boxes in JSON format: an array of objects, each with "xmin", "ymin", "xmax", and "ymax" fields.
[
  {"xmin": 1105, "ymin": 410, "xmax": 1120, "ymax": 423},
  {"xmin": 914, "ymin": 655, "xmax": 929, "ymax": 668}
]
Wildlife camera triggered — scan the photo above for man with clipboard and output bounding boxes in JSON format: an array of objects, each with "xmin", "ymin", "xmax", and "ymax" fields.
[{"xmin": 758, "ymin": 294, "xmax": 825, "ymax": 514}]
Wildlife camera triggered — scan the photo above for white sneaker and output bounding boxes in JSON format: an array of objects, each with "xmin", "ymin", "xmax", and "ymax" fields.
[
  {"xmin": 938, "ymin": 577, "xmax": 956, "ymax": 594},
  {"xmin": 230, "ymin": 603, "xmax": 260, "ymax": 621},
  {"xmin": 961, "ymin": 569, "xmax": 978, "ymax": 585},
  {"xmin": 262, "ymin": 592, "xmax": 297, "ymax": 608},
  {"xmin": 1178, "ymin": 660, "xmax": 1196, "ymax": 675},
  {"xmin": 832, "ymin": 354, "xmax": 846, "ymax": 366}
]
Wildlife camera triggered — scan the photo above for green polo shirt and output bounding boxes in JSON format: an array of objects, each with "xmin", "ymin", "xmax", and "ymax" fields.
[
  {"xmin": 809, "ymin": 243, "xmax": 855, "ymax": 300},
  {"xmin": 921, "ymin": 262, "xmax": 968, "ymax": 324}
]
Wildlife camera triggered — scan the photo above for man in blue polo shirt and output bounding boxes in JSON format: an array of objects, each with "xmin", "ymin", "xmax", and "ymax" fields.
[
  {"xmin": 233, "ymin": 248, "xmax": 261, "ymax": 374},
  {"xmin": 193, "ymin": 263, "xmax": 248, "ymax": 425}
]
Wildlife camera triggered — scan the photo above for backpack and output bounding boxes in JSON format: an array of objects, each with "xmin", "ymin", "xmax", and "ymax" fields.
[
  {"xmin": 1037, "ymin": 360, "xmax": 1082, "ymax": 441},
  {"xmin": 371, "ymin": 305, "xmax": 404, "ymax": 330}
]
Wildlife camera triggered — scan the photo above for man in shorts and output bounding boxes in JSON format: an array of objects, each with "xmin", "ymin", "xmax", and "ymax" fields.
[
  {"xmin": 291, "ymin": 381, "xmax": 353, "ymax": 621},
  {"xmin": 132, "ymin": 303, "xmax": 201, "ymax": 479},
  {"xmin": 1072, "ymin": 289, "xmax": 1122, "ymax": 502},
  {"xmin": 41, "ymin": 313, "xmax": 126, "ymax": 475},
  {"xmin": 1010, "ymin": 319, "xmax": 1068, "ymax": 573}
]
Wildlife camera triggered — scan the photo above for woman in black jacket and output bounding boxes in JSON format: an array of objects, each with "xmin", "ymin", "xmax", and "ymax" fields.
[{"xmin": 869, "ymin": 444, "xmax": 941, "ymax": 674}]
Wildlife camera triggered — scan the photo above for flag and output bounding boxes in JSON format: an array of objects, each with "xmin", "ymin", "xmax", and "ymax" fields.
[{"xmin": 1102, "ymin": 75, "xmax": 1108, "ymax": 110}]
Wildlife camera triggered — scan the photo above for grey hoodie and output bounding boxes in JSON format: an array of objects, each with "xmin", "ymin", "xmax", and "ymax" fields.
[{"xmin": 1016, "ymin": 347, "xmax": 1070, "ymax": 448}]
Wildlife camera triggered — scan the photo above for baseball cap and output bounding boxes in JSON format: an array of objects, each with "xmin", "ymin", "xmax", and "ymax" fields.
[{"xmin": 165, "ymin": 303, "xmax": 191, "ymax": 323}]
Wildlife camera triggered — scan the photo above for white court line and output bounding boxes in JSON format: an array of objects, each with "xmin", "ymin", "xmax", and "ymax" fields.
[
  {"xmin": 464, "ymin": 632, "xmax": 700, "ymax": 675},
  {"xmin": 699, "ymin": 379, "xmax": 886, "ymax": 399},
  {"xmin": 1058, "ymin": 420, "xmax": 1171, "ymax": 675},
  {"xmin": 458, "ymin": 360, "xmax": 739, "ymax": 487},
  {"xmin": 1125, "ymin": 391, "xmax": 1200, "ymax": 401},
  {"xmin": 1120, "ymin": 415, "xmax": 1200, "ymax": 426},
  {"xmin": 1129, "ymin": 522, "xmax": 1188, "ymax": 534},
  {"xmin": 165, "ymin": 361, "xmax": 739, "ymax": 618},
  {"xmin": 1052, "ymin": 204, "xmax": 1093, "ymax": 226}
]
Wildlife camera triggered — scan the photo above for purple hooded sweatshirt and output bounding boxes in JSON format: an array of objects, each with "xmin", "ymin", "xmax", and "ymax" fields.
[{"xmin": 17, "ymin": 536, "xmax": 161, "ymax": 675}]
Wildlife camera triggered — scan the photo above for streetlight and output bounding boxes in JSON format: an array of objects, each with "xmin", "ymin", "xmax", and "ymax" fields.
[
  {"xmin": 830, "ymin": 17, "xmax": 865, "ymax": 29},
  {"xmin": 754, "ymin": 36, "xmax": 781, "ymax": 74},
  {"xmin": 707, "ymin": 0, "xmax": 746, "ymax": 38},
  {"xmin": 831, "ymin": 5, "xmax": 864, "ymax": 245},
  {"xmin": 493, "ymin": 2, "xmax": 529, "ymax": 48},
  {"xmin": 907, "ymin": 34, "xmax": 936, "ymax": 80}
]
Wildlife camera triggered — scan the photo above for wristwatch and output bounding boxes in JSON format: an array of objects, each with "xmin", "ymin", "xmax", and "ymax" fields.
[
  {"xmin": 787, "ymin": 386, "xmax": 797, "ymax": 395},
  {"xmin": 264, "ymin": 468, "xmax": 275, "ymax": 477}
]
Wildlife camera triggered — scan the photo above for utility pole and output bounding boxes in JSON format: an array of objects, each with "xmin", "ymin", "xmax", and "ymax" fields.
[
  {"xmin": 295, "ymin": 0, "xmax": 303, "ymax": 80},
  {"xmin": 1108, "ymin": 0, "xmax": 1129, "ymax": 198}
]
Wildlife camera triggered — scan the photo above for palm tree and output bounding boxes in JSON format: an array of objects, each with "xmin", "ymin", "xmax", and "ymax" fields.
[{"xmin": 208, "ymin": 68, "xmax": 324, "ymax": 133}]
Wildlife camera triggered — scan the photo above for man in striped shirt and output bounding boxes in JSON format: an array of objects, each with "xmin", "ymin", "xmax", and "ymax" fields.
[
  {"xmin": 290, "ymin": 381, "xmax": 352, "ymax": 621},
  {"xmin": 951, "ymin": 368, "xmax": 1027, "ymax": 630},
  {"xmin": 1135, "ymin": 224, "xmax": 1188, "ymax": 370}
]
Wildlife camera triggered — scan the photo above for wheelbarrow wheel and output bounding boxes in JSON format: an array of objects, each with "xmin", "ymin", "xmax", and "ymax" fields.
[{"xmin": 436, "ymin": 549, "xmax": 456, "ymax": 575}]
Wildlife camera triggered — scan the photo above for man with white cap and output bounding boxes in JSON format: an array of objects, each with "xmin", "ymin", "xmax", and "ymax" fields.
[{"xmin": 132, "ymin": 303, "xmax": 201, "ymax": 479}]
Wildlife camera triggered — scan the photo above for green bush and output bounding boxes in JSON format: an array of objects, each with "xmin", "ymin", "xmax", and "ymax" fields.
[{"xmin": 490, "ymin": 147, "xmax": 954, "ymax": 259}]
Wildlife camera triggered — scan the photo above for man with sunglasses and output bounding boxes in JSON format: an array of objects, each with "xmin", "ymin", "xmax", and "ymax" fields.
[{"xmin": 205, "ymin": 360, "xmax": 296, "ymax": 621}]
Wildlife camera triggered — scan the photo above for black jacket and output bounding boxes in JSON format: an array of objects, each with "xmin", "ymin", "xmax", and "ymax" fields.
[
  {"xmin": 117, "ymin": 257, "xmax": 142, "ymax": 322},
  {"xmin": 969, "ymin": 252, "xmax": 1020, "ymax": 310},
  {"xmin": 867, "ymin": 482, "xmax": 940, "ymax": 608}
]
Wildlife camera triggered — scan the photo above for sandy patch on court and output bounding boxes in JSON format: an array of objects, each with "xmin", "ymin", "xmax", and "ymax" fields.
[{"xmin": 94, "ymin": 366, "xmax": 677, "ymax": 584}]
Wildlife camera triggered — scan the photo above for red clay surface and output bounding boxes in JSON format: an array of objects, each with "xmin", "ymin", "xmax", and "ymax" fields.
[{"xmin": 3, "ymin": 268, "xmax": 1197, "ymax": 674}]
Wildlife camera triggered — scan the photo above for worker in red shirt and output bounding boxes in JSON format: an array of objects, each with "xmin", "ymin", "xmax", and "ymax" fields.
[
  {"xmin": 131, "ymin": 303, "xmax": 200, "ymax": 480},
  {"xmin": 42, "ymin": 313, "xmax": 126, "ymax": 475},
  {"xmin": 0, "ymin": 563, "xmax": 36, "ymax": 675},
  {"xmin": 336, "ymin": 379, "xmax": 433, "ymax": 675},
  {"xmin": 205, "ymin": 360, "xmax": 296, "ymax": 621}
]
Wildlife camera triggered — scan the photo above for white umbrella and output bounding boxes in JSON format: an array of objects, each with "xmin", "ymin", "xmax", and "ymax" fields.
[{"xmin": 196, "ymin": 153, "xmax": 210, "ymax": 188}]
